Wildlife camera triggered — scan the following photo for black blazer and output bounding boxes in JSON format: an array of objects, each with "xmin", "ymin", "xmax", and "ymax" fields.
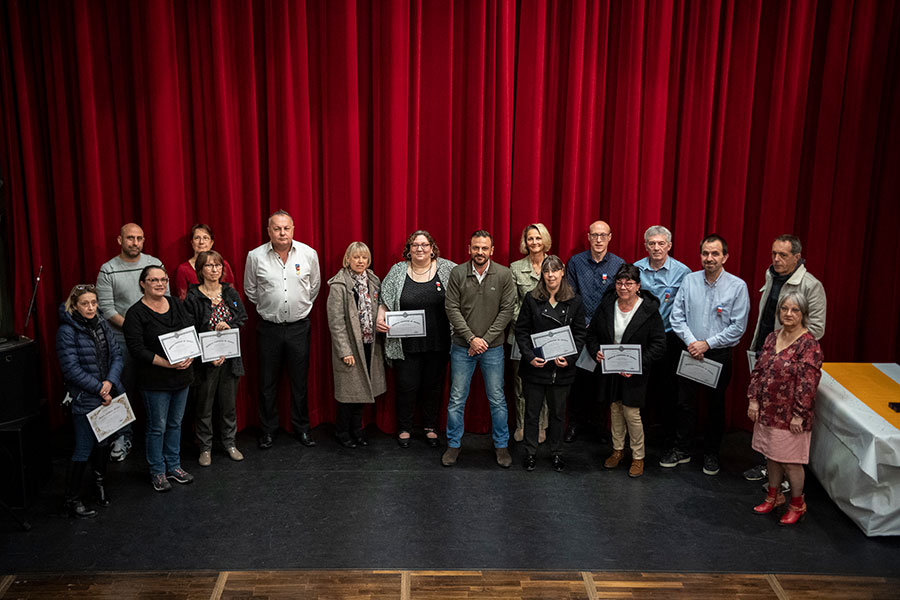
[
  {"xmin": 586, "ymin": 291, "xmax": 666, "ymax": 408},
  {"xmin": 184, "ymin": 282, "xmax": 248, "ymax": 378},
  {"xmin": 515, "ymin": 293, "xmax": 586, "ymax": 387}
]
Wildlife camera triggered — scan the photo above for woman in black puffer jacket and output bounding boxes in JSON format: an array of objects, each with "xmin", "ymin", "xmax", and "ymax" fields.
[{"xmin": 56, "ymin": 284, "xmax": 124, "ymax": 518}]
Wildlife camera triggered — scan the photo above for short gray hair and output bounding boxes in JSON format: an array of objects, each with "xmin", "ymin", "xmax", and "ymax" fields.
[
  {"xmin": 774, "ymin": 234, "xmax": 802, "ymax": 255},
  {"xmin": 778, "ymin": 291, "xmax": 809, "ymax": 327},
  {"xmin": 644, "ymin": 225, "xmax": 672, "ymax": 243}
]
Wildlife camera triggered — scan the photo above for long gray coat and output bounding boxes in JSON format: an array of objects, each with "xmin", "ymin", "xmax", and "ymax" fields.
[{"xmin": 326, "ymin": 268, "xmax": 387, "ymax": 404}]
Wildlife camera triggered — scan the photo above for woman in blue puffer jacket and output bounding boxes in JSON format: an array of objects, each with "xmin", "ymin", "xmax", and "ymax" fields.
[{"xmin": 56, "ymin": 284, "xmax": 123, "ymax": 518}]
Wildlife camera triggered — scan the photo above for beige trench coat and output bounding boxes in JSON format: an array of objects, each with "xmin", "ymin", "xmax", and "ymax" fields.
[{"xmin": 326, "ymin": 268, "xmax": 386, "ymax": 403}]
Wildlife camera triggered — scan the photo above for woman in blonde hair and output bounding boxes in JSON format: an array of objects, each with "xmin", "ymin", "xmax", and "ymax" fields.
[
  {"xmin": 327, "ymin": 242, "xmax": 386, "ymax": 447},
  {"xmin": 56, "ymin": 284, "xmax": 123, "ymax": 517},
  {"xmin": 508, "ymin": 224, "xmax": 552, "ymax": 443}
]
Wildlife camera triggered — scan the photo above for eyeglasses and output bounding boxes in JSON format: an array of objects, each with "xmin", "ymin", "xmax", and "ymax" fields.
[
  {"xmin": 588, "ymin": 232, "xmax": 611, "ymax": 240},
  {"xmin": 411, "ymin": 243, "xmax": 432, "ymax": 250},
  {"xmin": 145, "ymin": 277, "xmax": 169, "ymax": 285},
  {"xmin": 615, "ymin": 281, "xmax": 637, "ymax": 288},
  {"xmin": 74, "ymin": 284, "xmax": 96, "ymax": 292},
  {"xmin": 203, "ymin": 264, "xmax": 223, "ymax": 270}
]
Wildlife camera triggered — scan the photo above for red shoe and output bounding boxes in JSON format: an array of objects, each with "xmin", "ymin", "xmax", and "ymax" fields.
[
  {"xmin": 779, "ymin": 500, "xmax": 807, "ymax": 525},
  {"xmin": 753, "ymin": 489, "xmax": 786, "ymax": 514}
]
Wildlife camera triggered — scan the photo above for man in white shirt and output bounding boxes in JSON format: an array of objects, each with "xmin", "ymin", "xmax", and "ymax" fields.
[{"xmin": 244, "ymin": 210, "xmax": 320, "ymax": 449}]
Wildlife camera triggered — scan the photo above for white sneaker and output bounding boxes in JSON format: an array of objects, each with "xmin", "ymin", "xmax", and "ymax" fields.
[{"xmin": 110, "ymin": 437, "xmax": 131, "ymax": 462}]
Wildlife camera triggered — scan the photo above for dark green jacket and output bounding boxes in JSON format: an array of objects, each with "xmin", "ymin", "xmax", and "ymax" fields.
[{"xmin": 445, "ymin": 260, "xmax": 516, "ymax": 348}]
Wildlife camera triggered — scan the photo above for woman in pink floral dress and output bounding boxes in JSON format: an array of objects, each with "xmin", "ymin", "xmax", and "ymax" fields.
[{"xmin": 747, "ymin": 292, "xmax": 823, "ymax": 525}]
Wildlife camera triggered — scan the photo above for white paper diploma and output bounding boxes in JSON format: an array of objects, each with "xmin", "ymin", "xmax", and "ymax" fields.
[
  {"xmin": 576, "ymin": 346, "xmax": 596, "ymax": 372},
  {"xmin": 87, "ymin": 393, "xmax": 136, "ymax": 442},
  {"xmin": 199, "ymin": 329, "xmax": 242, "ymax": 363},
  {"xmin": 385, "ymin": 310, "xmax": 427, "ymax": 338},
  {"xmin": 530, "ymin": 326, "xmax": 577, "ymax": 361},
  {"xmin": 159, "ymin": 326, "xmax": 202, "ymax": 364},
  {"xmin": 600, "ymin": 344, "xmax": 643, "ymax": 375},
  {"xmin": 747, "ymin": 349, "xmax": 757, "ymax": 373},
  {"xmin": 676, "ymin": 351, "xmax": 723, "ymax": 388}
]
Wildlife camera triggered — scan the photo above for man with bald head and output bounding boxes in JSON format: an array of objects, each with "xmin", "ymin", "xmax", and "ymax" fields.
[
  {"xmin": 245, "ymin": 210, "xmax": 321, "ymax": 450},
  {"xmin": 97, "ymin": 222, "xmax": 166, "ymax": 461},
  {"xmin": 565, "ymin": 220, "xmax": 624, "ymax": 443}
]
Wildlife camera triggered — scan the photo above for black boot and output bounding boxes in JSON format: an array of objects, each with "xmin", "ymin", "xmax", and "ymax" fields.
[
  {"xmin": 91, "ymin": 446, "xmax": 111, "ymax": 507},
  {"xmin": 64, "ymin": 461, "xmax": 97, "ymax": 519}
]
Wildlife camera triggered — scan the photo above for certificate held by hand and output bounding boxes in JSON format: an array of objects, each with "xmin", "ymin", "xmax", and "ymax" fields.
[
  {"xmin": 199, "ymin": 329, "xmax": 241, "ymax": 362},
  {"xmin": 676, "ymin": 350, "xmax": 723, "ymax": 388},
  {"xmin": 385, "ymin": 310, "xmax": 427, "ymax": 338},
  {"xmin": 159, "ymin": 326, "xmax": 202, "ymax": 364},
  {"xmin": 530, "ymin": 326, "xmax": 577, "ymax": 361},
  {"xmin": 599, "ymin": 344, "xmax": 643, "ymax": 375},
  {"xmin": 87, "ymin": 393, "xmax": 136, "ymax": 442}
]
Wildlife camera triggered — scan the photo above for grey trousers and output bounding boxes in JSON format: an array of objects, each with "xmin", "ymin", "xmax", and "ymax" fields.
[{"xmin": 195, "ymin": 365, "xmax": 239, "ymax": 451}]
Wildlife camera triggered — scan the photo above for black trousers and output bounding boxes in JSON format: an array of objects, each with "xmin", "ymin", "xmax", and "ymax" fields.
[
  {"xmin": 645, "ymin": 330, "xmax": 684, "ymax": 445},
  {"xmin": 393, "ymin": 350, "xmax": 448, "ymax": 433},
  {"xmin": 257, "ymin": 318, "xmax": 311, "ymax": 435},
  {"xmin": 523, "ymin": 381, "xmax": 569, "ymax": 456},
  {"xmin": 673, "ymin": 346, "xmax": 734, "ymax": 456},
  {"xmin": 335, "ymin": 343, "xmax": 372, "ymax": 436},
  {"xmin": 569, "ymin": 366, "xmax": 605, "ymax": 432}
]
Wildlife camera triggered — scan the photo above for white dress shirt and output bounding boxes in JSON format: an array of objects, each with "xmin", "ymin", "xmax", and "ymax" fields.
[{"xmin": 244, "ymin": 240, "xmax": 320, "ymax": 323}]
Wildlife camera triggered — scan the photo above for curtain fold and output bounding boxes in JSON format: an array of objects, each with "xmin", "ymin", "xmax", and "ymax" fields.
[{"xmin": 2, "ymin": 0, "xmax": 898, "ymax": 434}]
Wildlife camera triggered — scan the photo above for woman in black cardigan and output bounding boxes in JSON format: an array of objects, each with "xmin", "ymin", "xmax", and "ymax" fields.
[
  {"xmin": 586, "ymin": 264, "xmax": 666, "ymax": 478},
  {"xmin": 515, "ymin": 255, "xmax": 586, "ymax": 472},
  {"xmin": 123, "ymin": 265, "xmax": 195, "ymax": 493},
  {"xmin": 185, "ymin": 250, "xmax": 248, "ymax": 467}
]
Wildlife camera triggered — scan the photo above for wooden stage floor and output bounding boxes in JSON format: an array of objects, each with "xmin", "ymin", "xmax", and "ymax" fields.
[{"xmin": 2, "ymin": 570, "xmax": 899, "ymax": 599}]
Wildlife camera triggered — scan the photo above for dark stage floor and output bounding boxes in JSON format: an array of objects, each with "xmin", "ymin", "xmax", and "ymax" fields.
[{"xmin": 2, "ymin": 426, "xmax": 899, "ymax": 575}]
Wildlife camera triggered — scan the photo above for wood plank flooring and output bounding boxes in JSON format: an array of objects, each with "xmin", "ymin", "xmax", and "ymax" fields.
[{"xmin": 0, "ymin": 570, "xmax": 897, "ymax": 599}]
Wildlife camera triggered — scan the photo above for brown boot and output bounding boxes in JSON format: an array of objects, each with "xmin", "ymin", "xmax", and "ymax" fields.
[
  {"xmin": 604, "ymin": 449, "xmax": 624, "ymax": 469},
  {"xmin": 441, "ymin": 447, "xmax": 460, "ymax": 467},
  {"xmin": 628, "ymin": 458, "xmax": 644, "ymax": 478}
]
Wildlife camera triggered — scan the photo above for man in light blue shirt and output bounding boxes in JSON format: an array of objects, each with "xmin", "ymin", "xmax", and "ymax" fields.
[
  {"xmin": 660, "ymin": 234, "xmax": 749, "ymax": 476},
  {"xmin": 635, "ymin": 226, "xmax": 691, "ymax": 445}
]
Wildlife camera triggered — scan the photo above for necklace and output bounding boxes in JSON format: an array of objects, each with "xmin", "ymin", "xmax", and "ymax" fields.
[
  {"xmin": 200, "ymin": 285, "xmax": 222, "ymax": 301},
  {"xmin": 410, "ymin": 262, "xmax": 434, "ymax": 276}
]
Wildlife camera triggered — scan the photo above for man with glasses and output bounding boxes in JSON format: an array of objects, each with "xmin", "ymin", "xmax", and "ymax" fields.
[
  {"xmin": 743, "ymin": 234, "xmax": 826, "ymax": 482},
  {"xmin": 244, "ymin": 210, "xmax": 320, "ymax": 450},
  {"xmin": 564, "ymin": 221, "xmax": 624, "ymax": 443},
  {"xmin": 635, "ymin": 226, "xmax": 691, "ymax": 443},
  {"xmin": 96, "ymin": 222, "xmax": 166, "ymax": 461},
  {"xmin": 662, "ymin": 234, "xmax": 750, "ymax": 476}
]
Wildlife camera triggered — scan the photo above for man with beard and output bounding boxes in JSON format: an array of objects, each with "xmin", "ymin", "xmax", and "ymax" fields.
[
  {"xmin": 442, "ymin": 230, "xmax": 516, "ymax": 468},
  {"xmin": 661, "ymin": 234, "xmax": 749, "ymax": 476},
  {"xmin": 96, "ymin": 222, "xmax": 166, "ymax": 461}
]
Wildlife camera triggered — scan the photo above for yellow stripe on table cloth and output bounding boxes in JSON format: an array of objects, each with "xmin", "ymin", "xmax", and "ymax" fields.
[{"xmin": 822, "ymin": 363, "xmax": 900, "ymax": 429}]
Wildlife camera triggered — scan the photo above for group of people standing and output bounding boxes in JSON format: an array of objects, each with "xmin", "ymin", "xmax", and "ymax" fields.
[{"xmin": 55, "ymin": 212, "xmax": 826, "ymax": 527}]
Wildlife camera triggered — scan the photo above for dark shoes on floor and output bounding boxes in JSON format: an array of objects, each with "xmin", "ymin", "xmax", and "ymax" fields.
[
  {"xmin": 702, "ymin": 454, "xmax": 720, "ymax": 476},
  {"xmin": 495, "ymin": 447, "xmax": 512, "ymax": 468},
  {"xmin": 424, "ymin": 429, "xmax": 440, "ymax": 448},
  {"xmin": 658, "ymin": 449, "xmax": 691, "ymax": 468},
  {"xmin": 564, "ymin": 425, "xmax": 577, "ymax": 443},
  {"xmin": 398, "ymin": 433, "xmax": 411, "ymax": 448},
  {"xmin": 441, "ymin": 447, "xmax": 460, "ymax": 466},
  {"xmin": 296, "ymin": 431, "xmax": 316, "ymax": 447},
  {"xmin": 552, "ymin": 455, "xmax": 565, "ymax": 472},
  {"xmin": 524, "ymin": 454, "xmax": 537, "ymax": 471},
  {"xmin": 743, "ymin": 464, "xmax": 767, "ymax": 481},
  {"xmin": 337, "ymin": 435, "xmax": 357, "ymax": 449}
]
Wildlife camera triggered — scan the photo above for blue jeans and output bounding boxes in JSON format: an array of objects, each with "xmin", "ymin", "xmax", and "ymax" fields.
[
  {"xmin": 446, "ymin": 344, "xmax": 509, "ymax": 448},
  {"xmin": 142, "ymin": 387, "xmax": 189, "ymax": 475}
]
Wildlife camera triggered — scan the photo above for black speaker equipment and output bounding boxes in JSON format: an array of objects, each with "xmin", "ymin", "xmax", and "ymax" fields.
[
  {"xmin": 0, "ymin": 414, "xmax": 51, "ymax": 509},
  {"xmin": 0, "ymin": 336, "xmax": 40, "ymax": 424}
]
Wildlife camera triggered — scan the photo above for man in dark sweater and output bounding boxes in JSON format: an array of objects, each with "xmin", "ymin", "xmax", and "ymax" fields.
[{"xmin": 442, "ymin": 230, "xmax": 517, "ymax": 468}]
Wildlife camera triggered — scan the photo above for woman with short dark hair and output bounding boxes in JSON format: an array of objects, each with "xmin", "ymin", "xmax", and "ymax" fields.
[
  {"xmin": 174, "ymin": 224, "xmax": 236, "ymax": 300},
  {"xmin": 56, "ymin": 284, "xmax": 124, "ymax": 517},
  {"xmin": 123, "ymin": 265, "xmax": 195, "ymax": 492},
  {"xmin": 586, "ymin": 263, "xmax": 666, "ymax": 478}
]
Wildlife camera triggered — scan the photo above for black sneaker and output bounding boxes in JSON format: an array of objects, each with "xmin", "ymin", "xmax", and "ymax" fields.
[
  {"xmin": 743, "ymin": 464, "xmax": 767, "ymax": 481},
  {"xmin": 152, "ymin": 473, "xmax": 172, "ymax": 493},
  {"xmin": 703, "ymin": 454, "xmax": 720, "ymax": 476},
  {"xmin": 166, "ymin": 467, "xmax": 194, "ymax": 484},
  {"xmin": 659, "ymin": 449, "xmax": 691, "ymax": 468}
]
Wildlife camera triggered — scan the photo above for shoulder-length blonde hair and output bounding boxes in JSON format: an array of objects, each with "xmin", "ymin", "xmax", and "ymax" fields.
[
  {"xmin": 519, "ymin": 223, "xmax": 552, "ymax": 255},
  {"xmin": 343, "ymin": 241, "xmax": 372, "ymax": 269},
  {"xmin": 64, "ymin": 284, "xmax": 97, "ymax": 314}
]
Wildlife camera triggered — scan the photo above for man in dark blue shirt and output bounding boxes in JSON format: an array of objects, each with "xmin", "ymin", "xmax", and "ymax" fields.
[{"xmin": 564, "ymin": 220, "xmax": 624, "ymax": 442}]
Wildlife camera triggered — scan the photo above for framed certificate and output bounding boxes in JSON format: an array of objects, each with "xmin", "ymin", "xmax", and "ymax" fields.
[
  {"xmin": 599, "ymin": 344, "xmax": 643, "ymax": 375},
  {"xmin": 385, "ymin": 310, "xmax": 427, "ymax": 338},
  {"xmin": 199, "ymin": 329, "xmax": 242, "ymax": 362},
  {"xmin": 530, "ymin": 326, "xmax": 577, "ymax": 361},
  {"xmin": 158, "ymin": 326, "xmax": 202, "ymax": 364},
  {"xmin": 86, "ymin": 393, "xmax": 136, "ymax": 443},
  {"xmin": 676, "ymin": 350, "xmax": 723, "ymax": 388},
  {"xmin": 747, "ymin": 349, "xmax": 758, "ymax": 373}
]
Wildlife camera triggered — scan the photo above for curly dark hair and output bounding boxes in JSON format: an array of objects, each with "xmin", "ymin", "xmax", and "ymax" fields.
[{"xmin": 402, "ymin": 230, "xmax": 440, "ymax": 261}]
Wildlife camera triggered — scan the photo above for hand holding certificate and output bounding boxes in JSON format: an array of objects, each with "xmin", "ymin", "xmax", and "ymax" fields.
[
  {"xmin": 529, "ymin": 326, "xmax": 577, "ymax": 361},
  {"xmin": 199, "ymin": 328, "xmax": 241, "ymax": 363},
  {"xmin": 159, "ymin": 326, "xmax": 202, "ymax": 364},
  {"xmin": 384, "ymin": 310, "xmax": 427, "ymax": 338},
  {"xmin": 599, "ymin": 344, "xmax": 643, "ymax": 375},
  {"xmin": 87, "ymin": 393, "xmax": 136, "ymax": 442},
  {"xmin": 676, "ymin": 350, "xmax": 723, "ymax": 388}
]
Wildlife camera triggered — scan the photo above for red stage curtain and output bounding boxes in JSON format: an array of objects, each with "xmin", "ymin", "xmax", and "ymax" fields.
[{"xmin": 2, "ymin": 1, "xmax": 898, "ymax": 434}]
